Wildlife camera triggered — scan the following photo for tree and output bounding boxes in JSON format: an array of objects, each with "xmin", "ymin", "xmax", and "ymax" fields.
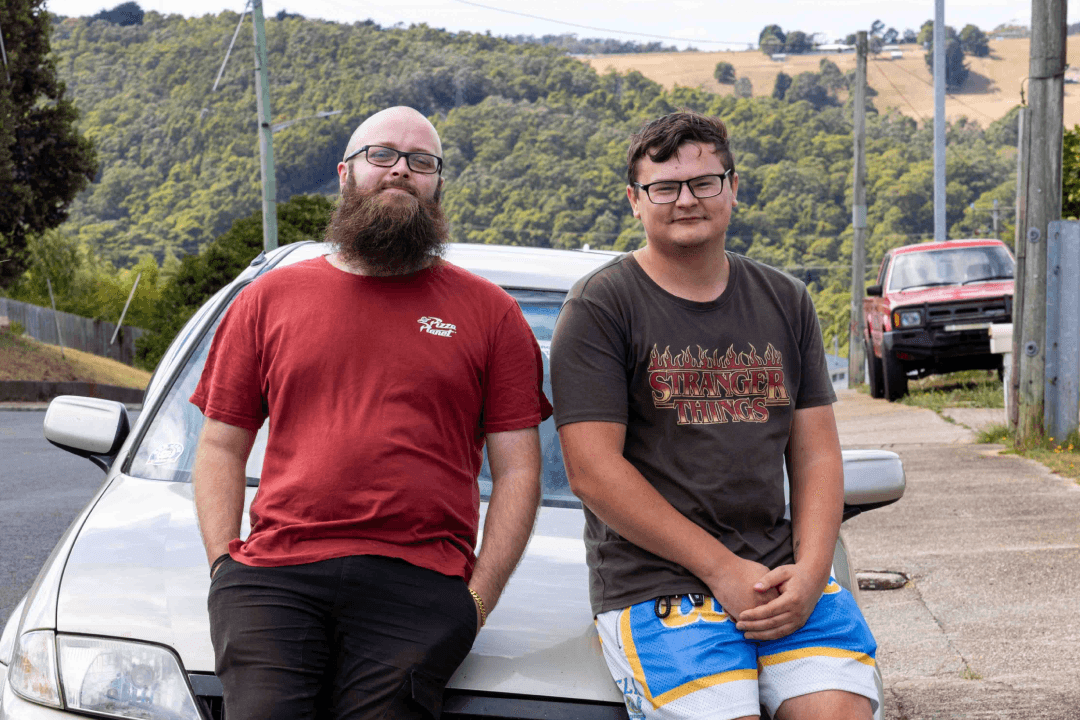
[
  {"xmin": 91, "ymin": 2, "xmax": 144, "ymax": 26},
  {"xmin": 784, "ymin": 31, "xmax": 812, "ymax": 54},
  {"xmin": 733, "ymin": 77, "xmax": 753, "ymax": 98},
  {"xmin": 772, "ymin": 72, "xmax": 792, "ymax": 100},
  {"xmin": 902, "ymin": 29, "xmax": 918, "ymax": 44},
  {"xmin": 819, "ymin": 58, "xmax": 846, "ymax": 92},
  {"xmin": 882, "ymin": 28, "xmax": 899, "ymax": 45},
  {"xmin": 922, "ymin": 24, "xmax": 969, "ymax": 89},
  {"xmin": 959, "ymin": 24, "xmax": 990, "ymax": 58},
  {"xmin": 1065, "ymin": 125, "xmax": 1080, "ymax": 219},
  {"xmin": 713, "ymin": 61, "xmax": 736, "ymax": 84},
  {"xmin": 0, "ymin": 0, "xmax": 97, "ymax": 287},
  {"xmin": 870, "ymin": 19, "xmax": 885, "ymax": 37},
  {"xmin": 759, "ymin": 24, "xmax": 785, "ymax": 55}
]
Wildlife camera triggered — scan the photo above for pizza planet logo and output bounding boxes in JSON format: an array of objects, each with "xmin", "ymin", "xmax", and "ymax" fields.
[
  {"xmin": 647, "ymin": 344, "xmax": 790, "ymax": 425},
  {"xmin": 417, "ymin": 316, "xmax": 457, "ymax": 337}
]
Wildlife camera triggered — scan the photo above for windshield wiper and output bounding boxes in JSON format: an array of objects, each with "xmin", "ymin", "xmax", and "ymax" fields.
[
  {"xmin": 898, "ymin": 281, "xmax": 955, "ymax": 291},
  {"xmin": 961, "ymin": 274, "xmax": 1014, "ymax": 285}
]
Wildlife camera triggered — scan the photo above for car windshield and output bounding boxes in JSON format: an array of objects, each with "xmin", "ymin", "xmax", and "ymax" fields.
[
  {"xmin": 888, "ymin": 245, "xmax": 1014, "ymax": 291},
  {"xmin": 127, "ymin": 283, "xmax": 578, "ymax": 507}
]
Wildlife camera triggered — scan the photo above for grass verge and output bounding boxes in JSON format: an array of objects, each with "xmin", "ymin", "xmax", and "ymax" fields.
[
  {"xmin": 900, "ymin": 370, "xmax": 1004, "ymax": 413},
  {"xmin": 0, "ymin": 331, "xmax": 150, "ymax": 388},
  {"xmin": 978, "ymin": 423, "xmax": 1080, "ymax": 483}
]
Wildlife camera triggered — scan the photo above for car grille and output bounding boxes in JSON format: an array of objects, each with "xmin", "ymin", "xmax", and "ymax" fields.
[{"xmin": 924, "ymin": 297, "xmax": 1011, "ymax": 326}]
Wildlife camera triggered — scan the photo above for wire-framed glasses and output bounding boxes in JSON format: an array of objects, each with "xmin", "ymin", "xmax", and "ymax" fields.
[
  {"xmin": 634, "ymin": 170, "xmax": 732, "ymax": 204},
  {"xmin": 344, "ymin": 145, "xmax": 443, "ymax": 175}
]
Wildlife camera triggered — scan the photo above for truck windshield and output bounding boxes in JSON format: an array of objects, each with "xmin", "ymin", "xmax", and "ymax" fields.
[{"xmin": 888, "ymin": 245, "xmax": 1014, "ymax": 291}]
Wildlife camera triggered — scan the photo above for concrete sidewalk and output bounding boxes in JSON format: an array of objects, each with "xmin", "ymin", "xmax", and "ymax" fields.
[{"xmin": 835, "ymin": 389, "xmax": 1080, "ymax": 719}]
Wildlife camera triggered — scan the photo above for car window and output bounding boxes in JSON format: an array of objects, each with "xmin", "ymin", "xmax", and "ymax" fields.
[
  {"xmin": 127, "ymin": 284, "xmax": 579, "ymax": 508},
  {"xmin": 887, "ymin": 245, "xmax": 1014, "ymax": 291}
]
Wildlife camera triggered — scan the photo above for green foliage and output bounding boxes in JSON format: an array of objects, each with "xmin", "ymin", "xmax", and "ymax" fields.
[
  {"xmin": 772, "ymin": 73, "xmax": 791, "ymax": 100},
  {"xmin": 921, "ymin": 23, "xmax": 971, "ymax": 89},
  {"xmin": 0, "ymin": 0, "xmax": 97, "ymax": 287},
  {"xmin": 733, "ymin": 77, "xmax": 753, "ymax": 99},
  {"xmin": 135, "ymin": 194, "xmax": 334, "ymax": 368},
  {"xmin": 784, "ymin": 31, "xmax": 812, "ymax": 55},
  {"xmin": 958, "ymin": 24, "xmax": 990, "ymax": 58},
  {"xmin": 1064, "ymin": 125, "xmax": 1080, "ymax": 219},
  {"xmin": 759, "ymin": 25, "xmax": 785, "ymax": 55},
  {"xmin": 714, "ymin": 62, "xmax": 736, "ymax": 84},
  {"xmin": 90, "ymin": 2, "xmax": 144, "ymax": 26}
]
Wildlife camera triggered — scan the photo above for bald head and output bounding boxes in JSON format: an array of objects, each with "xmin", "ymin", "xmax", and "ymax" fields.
[{"xmin": 343, "ymin": 106, "xmax": 442, "ymax": 161}]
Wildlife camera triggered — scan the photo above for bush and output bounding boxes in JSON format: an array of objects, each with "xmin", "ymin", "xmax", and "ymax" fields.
[{"xmin": 713, "ymin": 62, "xmax": 736, "ymax": 84}]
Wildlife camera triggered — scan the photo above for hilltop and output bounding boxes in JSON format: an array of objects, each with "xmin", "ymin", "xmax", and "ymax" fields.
[{"xmin": 586, "ymin": 37, "xmax": 1080, "ymax": 127}]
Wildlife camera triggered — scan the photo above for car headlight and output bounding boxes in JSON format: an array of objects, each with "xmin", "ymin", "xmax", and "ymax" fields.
[
  {"xmin": 893, "ymin": 310, "xmax": 923, "ymax": 328},
  {"xmin": 9, "ymin": 631, "xmax": 201, "ymax": 720},
  {"xmin": 57, "ymin": 635, "xmax": 201, "ymax": 720},
  {"xmin": 0, "ymin": 597, "xmax": 25, "ymax": 666},
  {"xmin": 8, "ymin": 630, "xmax": 62, "ymax": 708}
]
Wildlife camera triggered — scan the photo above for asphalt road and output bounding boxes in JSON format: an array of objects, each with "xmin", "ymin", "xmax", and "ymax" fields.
[{"xmin": 0, "ymin": 409, "xmax": 136, "ymax": 629}]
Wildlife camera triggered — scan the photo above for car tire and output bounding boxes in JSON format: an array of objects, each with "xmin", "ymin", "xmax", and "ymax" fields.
[
  {"xmin": 865, "ymin": 338, "xmax": 884, "ymax": 399},
  {"xmin": 882, "ymin": 351, "xmax": 908, "ymax": 401}
]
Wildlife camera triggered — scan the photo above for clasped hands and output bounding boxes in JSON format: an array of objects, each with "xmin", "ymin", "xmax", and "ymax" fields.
[{"xmin": 711, "ymin": 558, "xmax": 824, "ymax": 642}]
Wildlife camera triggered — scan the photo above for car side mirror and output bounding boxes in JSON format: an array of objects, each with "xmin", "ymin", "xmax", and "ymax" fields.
[
  {"xmin": 841, "ymin": 449, "xmax": 905, "ymax": 520},
  {"xmin": 44, "ymin": 396, "xmax": 131, "ymax": 473},
  {"xmin": 866, "ymin": 284, "xmax": 883, "ymax": 297}
]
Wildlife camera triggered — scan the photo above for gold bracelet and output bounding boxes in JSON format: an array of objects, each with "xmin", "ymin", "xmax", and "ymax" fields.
[{"xmin": 468, "ymin": 587, "xmax": 487, "ymax": 627}]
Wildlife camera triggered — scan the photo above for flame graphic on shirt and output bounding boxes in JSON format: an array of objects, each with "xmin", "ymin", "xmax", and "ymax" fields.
[{"xmin": 647, "ymin": 344, "xmax": 789, "ymax": 425}]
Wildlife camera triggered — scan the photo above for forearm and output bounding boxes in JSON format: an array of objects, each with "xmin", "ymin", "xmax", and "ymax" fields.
[
  {"xmin": 470, "ymin": 428, "xmax": 542, "ymax": 613},
  {"xmin": 192, "ymin": 419, "xmax": 254, "ymax": 565},
  {"xmin": 570, "ymin": 453, "xmax": 739, "ymax": 584},
  {"xmin": 788, "ymin": 409, "xmax": 845, "ymax": 588}
]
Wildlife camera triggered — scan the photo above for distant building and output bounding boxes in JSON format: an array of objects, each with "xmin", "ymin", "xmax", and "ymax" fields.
[{"xmin": 814, "ymin": 43, "xmax": 856, "ymax": 54}]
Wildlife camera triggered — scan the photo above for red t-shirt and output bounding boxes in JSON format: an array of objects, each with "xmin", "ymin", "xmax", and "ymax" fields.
[{"xmin": 190, "ymin": 257, "xmax": 552, "ymax": 579}]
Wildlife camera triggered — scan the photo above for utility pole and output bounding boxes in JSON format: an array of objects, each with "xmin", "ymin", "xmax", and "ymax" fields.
[
  {"xmin": 252, "ymin": 0, "xmax": 278, "ymax": 252},
  {"xmin": 848, "ymin": 31, "xmax": 868, "ymax": 385},
  {"xmin": 1016, "ymin": 0, "xmax": 1067, "ymax": 446},
  {"xmin": 933, "ymin": 0, "xmax": 946, "ymax": 242},
  {"xmin": 992, "ymin": 199, "xmax": 1000, "ymax": 238},
  {"xmin": 1010, "ymin": 108, "xmax": 1027, "ymax": 430}
]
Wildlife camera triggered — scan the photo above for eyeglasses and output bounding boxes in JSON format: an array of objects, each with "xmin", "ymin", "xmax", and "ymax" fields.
[
  {"xmin": 344, "ymin": 145, "xmax": 443, "ymax": 175},
  {"xmin": 633, "ymin": 170, "xmax": 732, "ymax": 204}
]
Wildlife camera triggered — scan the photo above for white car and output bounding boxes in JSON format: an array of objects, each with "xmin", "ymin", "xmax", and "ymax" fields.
[{"xmin": 0, "ymin": 242, "xmax": 905, "ymax": 720}]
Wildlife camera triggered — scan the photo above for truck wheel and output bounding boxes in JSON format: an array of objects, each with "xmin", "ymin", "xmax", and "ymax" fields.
[
  {"xmin": 865, "ymin": 339, "xmax": 885, "ymax": 399},
  {"xmin": 882, "ymin": 351, "xmax": 908, "ymax": 401}
]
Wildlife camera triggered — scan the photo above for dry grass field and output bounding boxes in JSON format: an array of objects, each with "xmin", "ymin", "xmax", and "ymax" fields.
[
  {"xmin": 585, "ymin": 37, "xmax": 1080, "ymax": 128},
  {"xmin": 0, "ymin": 332, "xmax": 151, "ymax": 388}
]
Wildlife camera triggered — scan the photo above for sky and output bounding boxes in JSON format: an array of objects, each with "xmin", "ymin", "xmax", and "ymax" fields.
[{"xmin": 45, "ymin": 0, "xmax": 1075, "ymax": 51}]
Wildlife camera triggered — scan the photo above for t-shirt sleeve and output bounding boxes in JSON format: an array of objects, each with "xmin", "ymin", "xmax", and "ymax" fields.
[
  {"xmin": 189, "ymin": 288, "xmax": 267, "ymax": 431},
  {"xmin": 550, "ymin": 295, "xmax": 629, "ymax": 428},
  {"xmin": 793, "ymin": 285, "xmax": 837, "ymax": 409},
  {"xmin": 480, "ymin": 303, "xmax": 553, "ymax": 434}
]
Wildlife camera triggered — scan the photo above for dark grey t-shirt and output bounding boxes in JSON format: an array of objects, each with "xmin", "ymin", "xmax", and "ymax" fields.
[{"xmin": 550, "ymin": 251, "xmax": 836, "ymax": 615}]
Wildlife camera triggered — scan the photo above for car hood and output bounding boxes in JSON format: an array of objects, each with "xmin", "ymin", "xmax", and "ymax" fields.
[
  {"xmin": 56, "ymin": 475, "xmax": 621, "ymax": 703},
  {"xmin": 886, "ymin": 280, "xmax": 1013, "ymax": 307}
]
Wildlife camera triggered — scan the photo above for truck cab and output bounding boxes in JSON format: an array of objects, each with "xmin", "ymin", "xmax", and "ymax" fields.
[{"xmin": 863, "ymin": 239, "xmax": 1014, "ymax": 400}]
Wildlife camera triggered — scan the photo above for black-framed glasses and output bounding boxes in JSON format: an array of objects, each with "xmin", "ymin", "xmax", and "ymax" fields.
[
  {"xmin": 344, "ymin": 145, "xmax": 443, "ymax": 175},
  {"xmin": 634, "ymin": 170, "xmax": 732, "ymax": 204}
]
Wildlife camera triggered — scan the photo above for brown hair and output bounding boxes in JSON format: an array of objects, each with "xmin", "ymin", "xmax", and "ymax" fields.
[{"xmin": 626, "ymin": 110, "xmax": 735, "ymax": 186}]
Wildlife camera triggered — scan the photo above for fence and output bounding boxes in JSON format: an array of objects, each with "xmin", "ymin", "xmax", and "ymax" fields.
[{"xmin": 0, "ymin": 297, "xmax": 146, "ymax": 366}]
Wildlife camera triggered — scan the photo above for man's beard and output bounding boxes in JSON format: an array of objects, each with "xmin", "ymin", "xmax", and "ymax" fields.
[{"xmin": 326, "ymin": 177, "xmax": 448, "ymax": 276}]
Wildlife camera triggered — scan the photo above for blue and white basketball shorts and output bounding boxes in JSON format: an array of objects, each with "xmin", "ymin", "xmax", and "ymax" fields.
[{"xmin": 594, "ymin": 580, "xmax": 879, "ymax": 720}]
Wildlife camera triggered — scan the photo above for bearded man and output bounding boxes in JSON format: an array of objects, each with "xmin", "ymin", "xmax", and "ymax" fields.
[{"xmin": 190, "ymin": 106, "xmax": 549, "ymax": 720}]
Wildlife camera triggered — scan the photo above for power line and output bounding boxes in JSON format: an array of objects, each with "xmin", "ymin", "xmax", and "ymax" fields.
[
  {"xmin": 880, "ymin": 56, "xmax": 996, "ymax": 122},
  {"xmin": 448, "ymin": 0, "xmax": 750, "ymax": 47},
  {"xmin": 869, "ymin": 60, "xmax": 924, "ymax": 121}
]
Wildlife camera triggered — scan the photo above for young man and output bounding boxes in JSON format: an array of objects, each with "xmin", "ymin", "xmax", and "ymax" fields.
[
  {"xmin": 550, "ymin": 111, "xmax": 877, "ymax": 720},
  {"xmin": 191, "ymin": 106, "xmax": 549, "ymax": 720}
]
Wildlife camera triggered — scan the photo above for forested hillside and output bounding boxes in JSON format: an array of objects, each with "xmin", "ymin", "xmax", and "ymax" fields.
[{"xmin": 47, "ymin": 10, "xmax": 1024, "ymax": 352}]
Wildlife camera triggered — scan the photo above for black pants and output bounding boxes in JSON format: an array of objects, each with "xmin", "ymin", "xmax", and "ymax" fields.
[{"xmin": 208, "ymin": 555, "xmax": 477, "ymax": 720}]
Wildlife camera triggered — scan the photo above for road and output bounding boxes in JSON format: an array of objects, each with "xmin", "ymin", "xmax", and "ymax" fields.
[{"xmin": 0, "ymin": 409, "xmax": 135, "ymax": 629}]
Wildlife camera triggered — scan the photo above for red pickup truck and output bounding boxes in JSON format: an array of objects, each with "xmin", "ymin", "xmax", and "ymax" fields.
[{"xmin": 863, "ymin": 239, "xmax": 1015, "ymax": 401}]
